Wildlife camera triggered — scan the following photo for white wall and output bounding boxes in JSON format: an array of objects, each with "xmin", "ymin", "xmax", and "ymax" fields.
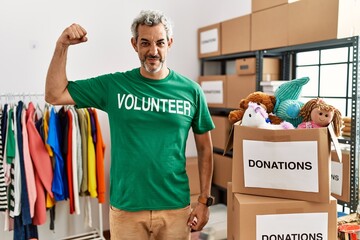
[{"xmin": 0, "ymin": 0, "xmax": 251, "ymax": 239}]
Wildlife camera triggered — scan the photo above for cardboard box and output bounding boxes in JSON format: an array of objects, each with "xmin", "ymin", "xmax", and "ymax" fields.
[
  {"xmin": 331, "ymin": 150, "xmax": 350, "ymax": 202},
  {"xmin": 235, "ymin": 57, "xmax": 280, "ymax": 76},
  {"xmin": 221, "ymin": 14, "xmax": 251, "ymax": 55},
  {"xmin": 227, "ymin": 182, "xmax": 234, "ymax": 240},
  {"xmin": 186, "ymin": 157, "xmax": 200, "ymax": 195},
  {"xmin": 211, "ymin": 116, "xmax": 231, "ymax": 150},
  {"xmin": 252, "ymin": 0, "xmax": 299, "ymax": 12},
  {"xmin": 198, "ymin": 23, "xmax": 221, "ymax": 58},
  {"xmin": 198, "ymin": 75, "xmax": 227, "ymax": 108},
  {"xmin": 288, "ymin": 0, "xmax": 360, "ymax": 46},
  {"xmin": 226, "ymin": 75, "xmax": 256, "ymax": 109},
  {"xmin": 230, "ymin": 193, "xmax": 337, "ymax": 240},
  {"xmin": 213, "ymin": 153, "xmax": 232, "ymax": 189},
  {"xmin": 232, "ymin": 125, "xmax": 331, "ymax": 203},
  {"xmin": 251, "ymin": 4, "xmax": 288, "ymax": 51},
  {"xmin": 260, "ymin": 80, "xmax": 286, "ymax": 95}
]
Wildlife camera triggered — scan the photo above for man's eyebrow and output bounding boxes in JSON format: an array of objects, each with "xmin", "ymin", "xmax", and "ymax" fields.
[{"xmin": 139, "ymin": 38, "xmax": 165, "ymax": 42}]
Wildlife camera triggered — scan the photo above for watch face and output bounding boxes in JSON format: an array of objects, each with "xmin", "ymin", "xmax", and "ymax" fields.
[{"xmin": 206, "ymin": 197, "xmax": 214, "ymax": 206}]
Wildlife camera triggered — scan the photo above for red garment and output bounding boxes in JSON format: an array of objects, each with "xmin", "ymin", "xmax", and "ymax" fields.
[
  {"xmin": 32, "ymin": 174, "xmax": 46, "ymax": 225},
  {"xmin": 92, "ymin": 110, "xmax": 106, "ymax": 203},
  {"xmin": 26, "ymin": 102, "xmax": 54, "ymax": 225},
  {"xmin": 67, "ymin": 110, "xmax": 75, "ymax": 214}
]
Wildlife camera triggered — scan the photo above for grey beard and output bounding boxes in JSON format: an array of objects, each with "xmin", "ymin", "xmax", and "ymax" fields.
[{"xmin": 142, "ymin": 60, "xmax": 164, "ymax": 74}]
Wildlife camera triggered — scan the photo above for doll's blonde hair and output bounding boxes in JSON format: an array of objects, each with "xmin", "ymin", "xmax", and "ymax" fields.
[{"xmin": 299, "ymin": 98, "xmax": 342, "ymax": 136}]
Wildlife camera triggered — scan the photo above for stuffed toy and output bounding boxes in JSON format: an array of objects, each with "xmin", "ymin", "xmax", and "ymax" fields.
[
  {"xmin": 298, "ymin": 98, "xmax": 342, "ymax": 137},
  {"xmin": 273, "ymin": 77, "xmax": 310, "ymax": 127},
  {"xmin": 242, "ymin": 102, "xmax": 294, "ymax": 129},
  {"xmin": 228, "ymin": 91, "xmax": 283, "ymax": 124}
]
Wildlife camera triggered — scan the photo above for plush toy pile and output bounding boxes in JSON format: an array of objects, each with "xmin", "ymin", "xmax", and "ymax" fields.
[{"xmin": 228, "ymin": 77, "xmax": 343, "ymax": 135}]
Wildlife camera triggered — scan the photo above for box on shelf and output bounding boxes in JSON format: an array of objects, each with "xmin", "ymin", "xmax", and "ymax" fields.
[
  {"xmin": 211, "ymin": 116, "xmax": 232, "ymax": 150},
  {"xmin": 227, "ymin": 75, "xmax": 256, "ymax": 109},
  {"xmin": 213, "ymin": 153, "xmax": 232, "ymax": 189},
  {"xmin": 198, "ymin": 23, "xmax": 221, "ymax": 58},
  {"xmin": 221, "ymin": 14, "xmax": 251, "ymax": 55},
  {"xmin": 229, "ymin": 193, "xmax": 337, "ymax": 240},
  {"xmin": 252, "ymin": 0, "xmax": 299, "ymax": 13},
  {"xmin": 331, "ymin": 150, "xmax": 350, "ymax": 203},
  {"xmin": 288, "ymin": 0, "xmax": 360, "ymax": 46},
  {"xmin": 235, "ymin": 57, "xmax": 280, "ymax": 76},
  {"xmin": 251, "ymin": 4, "xmax": 288, "ymax": 51},
  {"xmin": 198, "ymin": 75, "xmax": 227, "ymax": 108},
  {"xmin": 231, "ymin": 125, "xmax": 332, "ymax": 203},
  {"xmin": 260, "ymin": 80, "xmax": 286, "ymax": 95}
]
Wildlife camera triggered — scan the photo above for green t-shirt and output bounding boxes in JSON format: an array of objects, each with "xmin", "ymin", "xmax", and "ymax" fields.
[{"xmin": 67, "ymin": 68, "xmax": 214, "ymax": 211}]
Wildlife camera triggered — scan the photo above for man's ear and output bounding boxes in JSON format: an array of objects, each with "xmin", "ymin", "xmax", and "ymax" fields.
[
  {"xmin": 131, "ymin": 37, "xmax": 138, "ymax": 52},
  {"xmin": 168, "ymin": 37, "xmax": 174, "ymax": 48}
]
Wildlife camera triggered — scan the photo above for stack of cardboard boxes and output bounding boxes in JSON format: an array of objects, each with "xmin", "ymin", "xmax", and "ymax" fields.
[
  {"xmin": 198, "ymin": 0, "xmax": 360, "ymax": 57},
  {"xmin": 227, "ymin": 125, "xmax": 339, "ymax": 239}
]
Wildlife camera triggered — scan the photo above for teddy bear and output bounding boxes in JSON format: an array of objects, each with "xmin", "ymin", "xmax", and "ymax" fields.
[
  {"xmin": 228, "ymin": 91, "xmax": 283, "ymax": 124},
  {"xmin": 298, "ymin": 98, "xmax": 343, "ymax": 137}
]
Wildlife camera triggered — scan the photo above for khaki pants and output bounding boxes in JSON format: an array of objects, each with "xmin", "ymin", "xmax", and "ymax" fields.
[{"xmin": 109, "ymin": 205, "xmax": 191, "ymax": 240}]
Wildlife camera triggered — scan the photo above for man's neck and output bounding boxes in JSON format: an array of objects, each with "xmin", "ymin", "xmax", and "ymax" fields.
[{"xmin": 140, "ymin": 67, "xmax": 169, "ymax": 80}]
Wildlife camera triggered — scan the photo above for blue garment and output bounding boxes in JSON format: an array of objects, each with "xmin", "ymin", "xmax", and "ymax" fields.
[
  {"xmin": 47, "ymin": 107, "xmax": 67, "ymax": 201},
  {"xmin": 14, "ymin": 215, "xmax": 38, "ymax": 240}
]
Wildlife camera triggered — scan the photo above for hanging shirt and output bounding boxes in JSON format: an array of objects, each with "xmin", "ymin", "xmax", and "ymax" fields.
[
  {"xmin": 57, "ymin": 107, "xmax": 69, "ymax": 200},
  {"xmin": 66, "ymin": 109, "xmax": 75, "ymax": 214},
  {"xmin": 10, "ymin": 106, "xmax": 22, "ymax": 217},
  {"xmin": 47, "ymin": 107, "xmax": 66, "ymax": 201},
  {"xmin": 26, "ymin": 102, "xmax": 54, "ymax": 225},
  {"xmin": 76, "ymin": 108, "xmax": 89, "ymax": 196},
  {"xmin": 26, "ymin": 102, "xmax": 54, "ymax": 198},
  {"xmin": 84, "ymin": 109, "xmax": 97, "ymax": 198},
  {"xmin": 91, "ymin": 109, "xmax": 106, "ymax": 203},
  {"xmin": 15, "ymin": 101, "xmax": 32, "ymax": 225},
  {"xmin": 69, "ymin": 107, "xmax": 80, "ymax": 215},
  {"xmin": 21, "ymin": 106, "xmax": 36, "ymax": 218},
  {"xmin": 0, "ymin": 109, "xmax": 7, "ymax": 211}
]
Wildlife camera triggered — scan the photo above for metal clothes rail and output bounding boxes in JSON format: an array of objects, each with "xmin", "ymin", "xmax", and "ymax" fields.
[{"xmin": 0, "ymin": 92, "xmax": 106, "ymax": 239}]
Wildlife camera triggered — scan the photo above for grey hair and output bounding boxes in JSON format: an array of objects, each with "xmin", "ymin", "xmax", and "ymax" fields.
[{"xmin": 131, "ymin": 10, "xmax": 173, "ymax": 41}]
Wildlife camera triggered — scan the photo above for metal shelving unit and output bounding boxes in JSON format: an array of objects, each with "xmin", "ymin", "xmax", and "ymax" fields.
[{"xmin": 201, "ymin": 36, "xmax": 360, "ymax": 213}]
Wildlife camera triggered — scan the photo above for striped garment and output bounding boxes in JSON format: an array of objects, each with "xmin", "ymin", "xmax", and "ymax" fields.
[{"xmin": 0, "ymin": 110, "xmax": 7, "ymax": 211}]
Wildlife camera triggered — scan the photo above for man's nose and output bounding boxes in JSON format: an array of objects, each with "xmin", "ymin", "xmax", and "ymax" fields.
[{"xmin": 149, "ymin": 42, "xmax": 158, "ymax": 56}]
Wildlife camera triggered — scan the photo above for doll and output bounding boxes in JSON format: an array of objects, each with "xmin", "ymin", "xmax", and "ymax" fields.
[{"xmin": 298, "ymin": 98, "xmax": 342, "ymax": 137}]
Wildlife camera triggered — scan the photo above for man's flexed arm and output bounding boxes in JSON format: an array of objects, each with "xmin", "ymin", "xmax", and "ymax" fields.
[{"xmin": 45, "ymin": 23, "xmax": 88, "ymax": 105}]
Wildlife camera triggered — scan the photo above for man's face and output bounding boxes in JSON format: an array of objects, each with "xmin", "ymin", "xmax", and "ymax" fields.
[{"xmin": 132, "ymin": 24, "xmax": 173, "ymax": 74}]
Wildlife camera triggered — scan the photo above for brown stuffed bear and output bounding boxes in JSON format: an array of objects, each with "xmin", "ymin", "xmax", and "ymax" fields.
[{"xmin": 228, "ymin": 91, "xmax": 283, "ymax": 124}]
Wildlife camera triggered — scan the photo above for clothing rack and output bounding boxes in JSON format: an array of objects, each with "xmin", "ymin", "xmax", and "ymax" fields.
[
  {"xmin": 58, "ymin": 204, "xmax": 105, "ymax": 240},
  {"xmin": 1, "ymin": 92, "xmax": 106, "ymax": 240}
]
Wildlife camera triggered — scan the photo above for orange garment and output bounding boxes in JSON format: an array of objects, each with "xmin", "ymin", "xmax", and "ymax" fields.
[{"xmin": 92, "ymin": 109, "xmax": 106, "ymax": 203}]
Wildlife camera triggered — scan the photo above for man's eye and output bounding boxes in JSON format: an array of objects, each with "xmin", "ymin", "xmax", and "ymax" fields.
[
  {"xmin": 141, "ymin": 42, "xmax": 150, "ymax": 47},
  {"xmin": 157, "ymin": 42, "xmax": 165, "ymax": 47}
]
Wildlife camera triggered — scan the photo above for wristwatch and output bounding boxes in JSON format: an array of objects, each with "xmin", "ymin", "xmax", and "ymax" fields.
[{"xmin": 198, "ymin": 195, "xmax": 215, "ymax": 207}]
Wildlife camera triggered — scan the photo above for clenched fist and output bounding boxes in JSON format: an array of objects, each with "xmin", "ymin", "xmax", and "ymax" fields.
[{"xmin": 57, "ymin": 23, "xmax": 88, "ymax": 47}]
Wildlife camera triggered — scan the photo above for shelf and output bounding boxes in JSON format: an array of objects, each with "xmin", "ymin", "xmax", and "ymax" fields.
[{"xmin": 203, "ymin": 36, "xmax": 360, "ymax": 213}]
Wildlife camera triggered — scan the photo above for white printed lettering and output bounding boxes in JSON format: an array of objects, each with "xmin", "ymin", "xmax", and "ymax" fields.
[{"xmin": 117, "ymin": 93, "xmax": 192, "ymax": 116}]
